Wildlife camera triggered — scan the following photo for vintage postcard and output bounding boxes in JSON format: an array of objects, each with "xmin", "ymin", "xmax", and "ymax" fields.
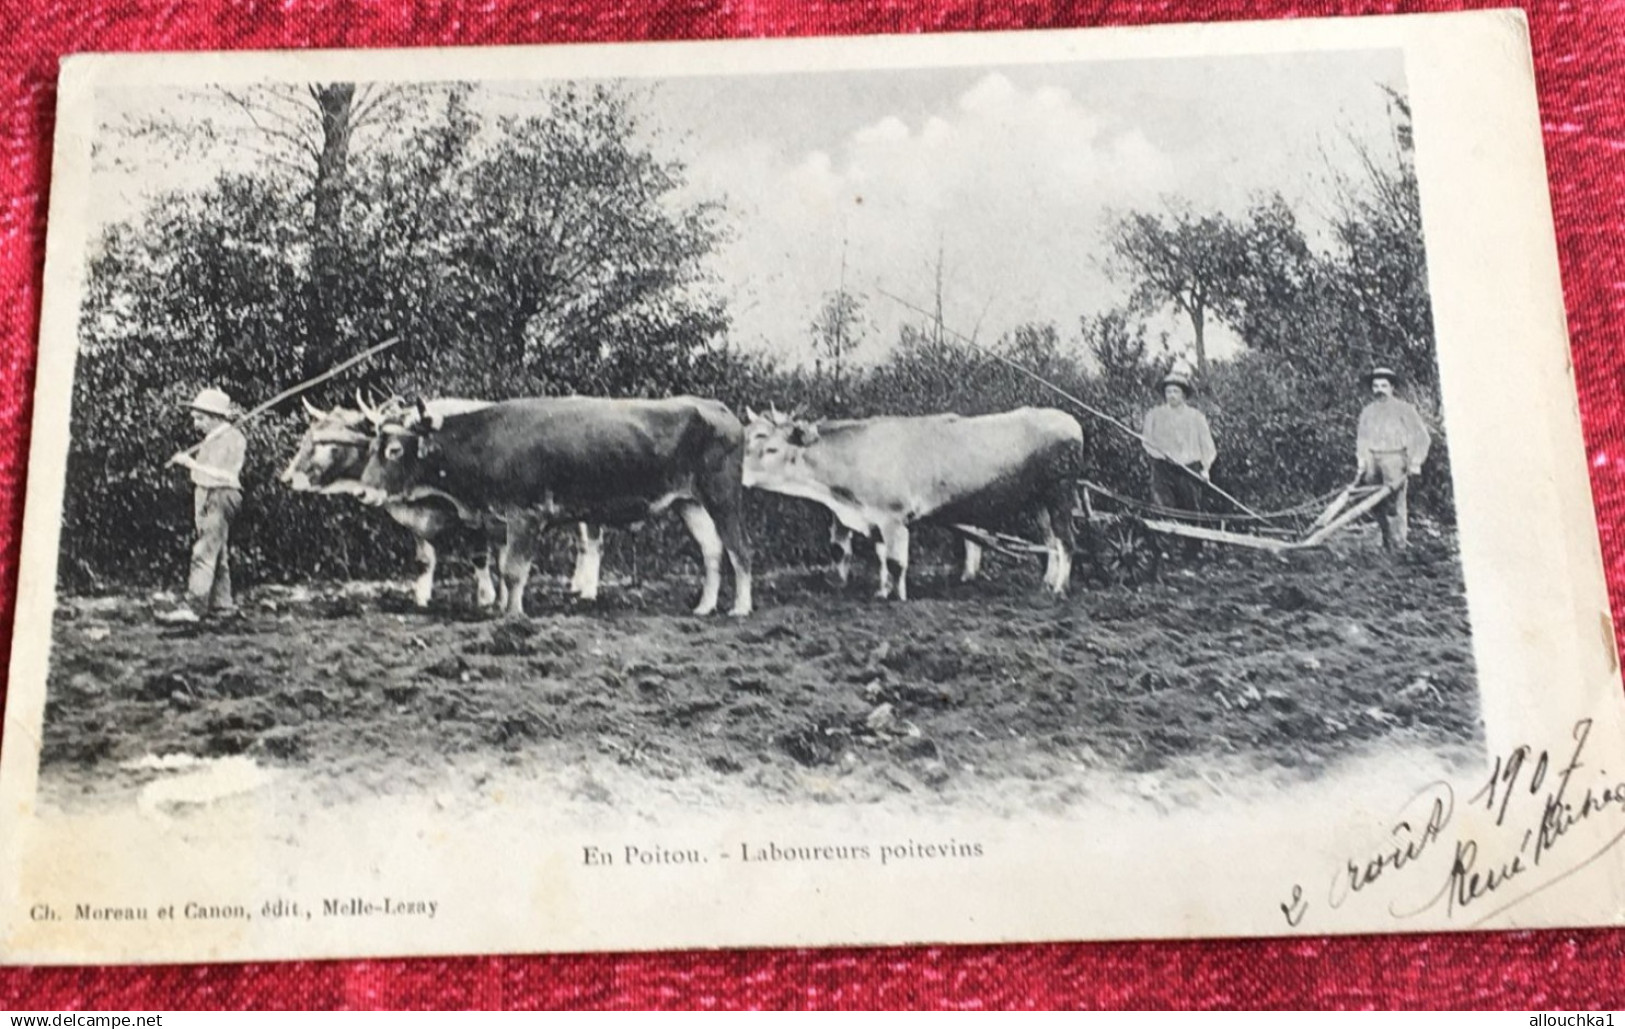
[{"xmin": 3, "ymin": 9, "xmax": 1622, "ymax": 964}]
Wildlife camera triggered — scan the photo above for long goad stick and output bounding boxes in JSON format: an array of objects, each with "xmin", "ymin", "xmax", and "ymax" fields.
[
  {"xmin": 874, "ymin": 289, "xmax": 1266, "ymax": 520},
  {"xmin": 167, "ymin": 336, "xmax": 403, "ymax": 464}
]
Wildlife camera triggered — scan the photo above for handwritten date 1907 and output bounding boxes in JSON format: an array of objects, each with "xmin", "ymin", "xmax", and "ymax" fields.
[{"xmin": 1280, "ymin": 718, "xmax": 1625, "ymax": 929}]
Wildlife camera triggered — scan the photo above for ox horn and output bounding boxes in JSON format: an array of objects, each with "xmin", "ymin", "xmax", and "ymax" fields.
[
  {"xmin": 367, "ymin": 388, "xmax": 397, "ymax": 422},
  {"xmin": 355, "ymin": 389, "xmax": 385, "ymax": 425},
  {"xmin": 414, "ymin": 397, "xmax": 443, "ymax": 432},
  {"xmin": 301, "ymin": 396, "xmax": 324, "ymax": 420}
]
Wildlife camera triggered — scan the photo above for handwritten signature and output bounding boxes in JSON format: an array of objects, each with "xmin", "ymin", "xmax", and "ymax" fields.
[{"xmin": 1280, "ymin": 718, "xmax": 1625, "ymax": 929}]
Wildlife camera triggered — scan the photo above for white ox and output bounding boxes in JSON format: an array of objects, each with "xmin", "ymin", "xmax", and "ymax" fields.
[{"xmin": 742, "ymin": 407, "xmax": 1084, "ymax": 600}]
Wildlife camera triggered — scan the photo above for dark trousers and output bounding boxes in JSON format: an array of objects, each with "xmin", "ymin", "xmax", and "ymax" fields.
[{"xmin": 1149, "ymin": 459, "xmax": 1205, "ymax": 560}]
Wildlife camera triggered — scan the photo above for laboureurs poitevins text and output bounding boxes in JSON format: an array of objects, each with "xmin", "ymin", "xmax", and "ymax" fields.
[{"xmin": 584, "ymin": 839, "xmax": 985, "ymax": 868}]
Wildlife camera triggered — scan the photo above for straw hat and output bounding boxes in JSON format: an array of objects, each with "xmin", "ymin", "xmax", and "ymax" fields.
[
  {"xmin": 186, "ymin": 387, "xmax": 235, "ymax": 418},
  {"xmin": 1364, "ymin": 366, "xmax": 1402, "ymax": 388},
  {"xmin": 1157, "ymin": 372, "xmax": 1195, "ymax": 398}
]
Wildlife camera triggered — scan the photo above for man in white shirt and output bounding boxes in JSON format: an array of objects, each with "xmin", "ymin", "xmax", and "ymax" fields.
[
  {"xmin": 1141, "ymin": 371, "xmax": 1217, "ymax": 562},
  {"xmin": 1355, "ymin": 367, "xmax": 1433, "ymax": 551},
  {"xmin": 160, "ymin": 387, "xmax": 247, "ymax": 622}
]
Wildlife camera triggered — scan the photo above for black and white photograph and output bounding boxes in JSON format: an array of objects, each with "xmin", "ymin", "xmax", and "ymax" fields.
[{"xmin": 3, "ymin": 13, "xmax": 1623, "ymax": 963}]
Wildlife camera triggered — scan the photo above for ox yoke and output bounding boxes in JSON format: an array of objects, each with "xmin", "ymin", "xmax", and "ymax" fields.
[
  {"xmin": 769, "ymin": 408, "xmax": 1082, "ymax": 537},
  {"xmin": 408, "ymin": 396, "xmax": 744, "ymax": 526}
]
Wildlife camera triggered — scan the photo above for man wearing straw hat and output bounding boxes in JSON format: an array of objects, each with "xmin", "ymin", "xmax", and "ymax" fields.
[
  {"xmin": 1141, "ymin": 370, "xmax": 1217, "ymax": 562},
  {"xmin": 1356, "ymin": 366, "xmax": 1432, "ymax": 551},
  {"xmin": 158, "ymin": 387, "xmax": 247, "ymax": 623}
]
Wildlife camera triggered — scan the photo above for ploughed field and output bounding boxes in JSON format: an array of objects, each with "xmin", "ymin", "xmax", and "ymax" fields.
[{"xmin": 38, "ymin": 527, "xmax": 1480, "ymax": 813}]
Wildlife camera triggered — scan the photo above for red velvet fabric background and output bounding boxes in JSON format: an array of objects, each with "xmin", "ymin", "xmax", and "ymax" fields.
[{"xmin": 0, "ymin": 0, "xmax": 1622, "ymax": 1010}]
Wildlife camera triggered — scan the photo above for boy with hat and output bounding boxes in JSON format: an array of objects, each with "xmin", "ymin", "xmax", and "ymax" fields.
[
  {"xmin": 1355, "ymin": 367, "xmax": 1432, "ymax": 550},
  {"xmin": 160, "ymin": 387, "xmax": 247, "ymax": 622},
  {"xmin": 1141, "ymin": 371, "xmax": 1217, "ymax": 561}
]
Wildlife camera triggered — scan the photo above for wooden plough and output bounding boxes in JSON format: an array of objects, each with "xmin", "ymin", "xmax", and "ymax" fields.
[
  {"xmin": 1076, "ymin": 478, "xmax": 1400, "ymax": 584},
  {"xmin": 944, "ymin": 479, "xmax": 1398, "ymax": 585}
]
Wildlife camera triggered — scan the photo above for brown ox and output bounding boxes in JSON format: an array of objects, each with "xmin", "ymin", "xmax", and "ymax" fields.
[
  {"xmin": 280, "ymin": 398, "xmax": 604, "ymax": 608},
  {"xmin": 357, "ymin": 396, "xmax": 752, "ymax": 618}
]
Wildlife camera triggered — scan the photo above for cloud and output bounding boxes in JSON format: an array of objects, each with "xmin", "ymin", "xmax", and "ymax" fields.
[{"xmin": 690, "ymin": 73, "xmax": 1177, "ymax": 364}]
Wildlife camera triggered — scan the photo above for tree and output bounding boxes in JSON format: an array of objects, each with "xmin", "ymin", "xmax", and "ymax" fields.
[
  {"xmin": 1220, "ymin": 196, "xmax": 1322, "ymax": 353},
  {"xmin": 809, "ymin": 288, "xmax": 870, "ymax": 411},
  {"xmin": 207, "ymin": 83, "xmax": 414, "ymax": 182},
  {"xmin": 992, "ymin": 322, "xmax": 1076, "ymax": 405},
  {"xmin": 66, "ymin": 80, "xmax": 742, "ymax": 590},
  {"xmin": 1082, "ymin": 307, "xmax": 1170, "ymax": 401},
  {"xmin": 306, "ymin": 83, "xmax": 357, "ymax": 372},
  {"xmin": 1327, "ymin": 88, "xmax": 1434, "ymax": 390},
  {"xmin": 434, "ymin": 84, "xmax": 730, "ymax": 399},
  {"xmin": 1103, "ymin": 205, "xmax": 1238, "ymax": 374},
  {"xmin": 158, "ymin": 83, "xmax": 421, "ymax": 377},
  {"xmin": 860, "ymin": 322, "xmax": 983, "ymax": 417}
]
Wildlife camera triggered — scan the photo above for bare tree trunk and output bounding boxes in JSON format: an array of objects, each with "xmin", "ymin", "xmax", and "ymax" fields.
[
  {"xmin": 1191, "ymin": 303, "xmax": 1207, "ymax": 374},
  {"xmin": 833, "ymin": 248, "xmax": 847, "ymax": 409},
  {"xmin": 932, "ymin": 242, "xmax": 945, "ymax": 348},
  {"xmin": 307, "ymin": 83, "xmax": 355, "ymax": 373}
]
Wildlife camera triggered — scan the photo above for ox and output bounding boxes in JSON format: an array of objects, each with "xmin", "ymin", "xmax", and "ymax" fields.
[
  {"xmin": 741, "ymin": 407, "xmax": 1083, "ymax": 600},
  {"xmin": 280, "ymin": 397, "xmax": 605, "ymax": 608},
  {"xmin": 357, "ymin": 396, "xmax": 752, "ymax": 617}
]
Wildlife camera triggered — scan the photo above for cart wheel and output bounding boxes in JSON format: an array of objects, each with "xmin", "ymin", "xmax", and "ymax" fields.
[{"xmin": 1093, "ymin": 516, "xmax": 1161, "ymax": 586}]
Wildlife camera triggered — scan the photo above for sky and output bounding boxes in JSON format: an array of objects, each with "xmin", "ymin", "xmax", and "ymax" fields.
[
  {"xmin": 632, "ymin": 51, "xmax": 1408, "ymax": 368},
  {"xmin": 92, "ymin": 48, "xmax": 1409, "ymax": 372}
]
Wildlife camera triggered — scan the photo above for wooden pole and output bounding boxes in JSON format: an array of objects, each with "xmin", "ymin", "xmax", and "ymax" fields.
[
  {"xmin": 876, "ymin": 289, "xmax": 1266, "ymax": 519},
  {"xmin": 167, "ymin": 336, "xmax": 402, "ymax": 464}
]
